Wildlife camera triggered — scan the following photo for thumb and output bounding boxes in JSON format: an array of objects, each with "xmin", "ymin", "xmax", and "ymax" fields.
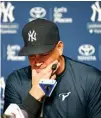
[{"xmin": 32, "ymin": 69, "xmax": 37, "ymax": 77}]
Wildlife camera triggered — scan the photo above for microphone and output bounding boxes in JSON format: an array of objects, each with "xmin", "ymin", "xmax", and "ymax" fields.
[
  {"xmin": 44, "ymin": 64, "xmax": 57, "ymax": 91},
  {"xmin": 51, "ymin": 64, "xmax": 57, "ymax": 71},
  {"xmin": 3, "ymin": 104, "xmax": 24, "ymax": 118},
  {"xmin": 40, "ymin": 64, "xmax": 57, "ymax": 118}
]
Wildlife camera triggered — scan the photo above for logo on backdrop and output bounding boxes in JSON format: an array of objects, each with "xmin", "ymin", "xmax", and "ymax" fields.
[
  {"xmin": 99, "ymin": 45, "xmax": 101, "ymax": 61},
  {"xmin": 29, "ymin": 7, "xmax": 46, "ymax": 21},
  {"xmin": 0, "ymin": 2, "xmax": 19, "ymax": 34},
  {"xmin": 28, "ymin": 30, "xmax": 37, "ymax": 42},
  {"xmin": 77, "ymin": 44, "xmax": 96, "ymax": 61},
  {"xmin": 0, "ymin": 2, "xmax": 15, "ymax": 22},
  {"xmin": 0, "ymin": 77, "xmax": 5, "ymax": 99},
  {"xmin": 53, "ymin": 7, "xmax": 73, "ymax": 23},
  {"xmin": 0, "ymin": 77, "xmax": 5, "ymax": 110},
  {"xmin": 91, "ymin": 1, "xmax": 101, "ymax": 22},
  {"xmin": 87, "ymin": 1, "xmax": 101, "ymax": 34},
  {"xmin": 7, "ymin": 45, "xmax": 26, "ymax": 61}
]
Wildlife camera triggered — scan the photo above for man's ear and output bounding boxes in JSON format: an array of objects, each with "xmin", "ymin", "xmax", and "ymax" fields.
[{"xmin": 56, "ymin": 41, "xmax": 64, "ymax": 56}]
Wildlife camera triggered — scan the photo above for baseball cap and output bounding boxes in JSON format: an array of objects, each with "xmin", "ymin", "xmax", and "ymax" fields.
[{"xmin": 18, "ymin": 18, "xmax": 60, "ymax": 56}]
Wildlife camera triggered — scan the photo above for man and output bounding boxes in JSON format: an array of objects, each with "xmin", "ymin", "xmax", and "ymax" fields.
[{"xmin": 4, "ymin": 18, "xmax": 101, "ymax": 118}]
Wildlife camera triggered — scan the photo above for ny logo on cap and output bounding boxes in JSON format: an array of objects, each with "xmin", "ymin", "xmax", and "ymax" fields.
[{"xmin": 28, "ymin": 30, "xmax": 36, "ymax": 42}]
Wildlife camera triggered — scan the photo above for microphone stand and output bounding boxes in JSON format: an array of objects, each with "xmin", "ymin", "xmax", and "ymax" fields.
[{"xmin": 40, "ymin": 64, "xmax": 57, "ymax": 118}]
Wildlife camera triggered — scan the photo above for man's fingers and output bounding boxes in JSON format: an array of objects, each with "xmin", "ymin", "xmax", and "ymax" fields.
[
  {"xmin": 50, "ymin": 74, "xmax": 56, "ymax": 80},
  {"xmin": 40, "ymin": 69, "xmax": 52, "ymax": 79},
  {"xmin": 47, "ymin": 60, "xmax": 58, "ymax": 70},
  {"xmin": 41, "ymin": 60, "xmax": 58, "ymax": 74},
  {"xmin": 32, "ymin": 60, "xmax": 60, "ymax": 84},
  {"xmin": 32, "ymin": 69, "xmax": 37, "ymax": 77}
]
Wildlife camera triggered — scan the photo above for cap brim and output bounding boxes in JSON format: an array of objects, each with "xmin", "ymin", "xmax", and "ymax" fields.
[{"xmin": 18, "ymin": 44, "xmax": 56, "ymax": 56}]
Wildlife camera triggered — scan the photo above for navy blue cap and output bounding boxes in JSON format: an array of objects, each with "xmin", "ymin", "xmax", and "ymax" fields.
[{"xmin": 18, "ymin": 18, "xmax": 60, "ymax": 56}]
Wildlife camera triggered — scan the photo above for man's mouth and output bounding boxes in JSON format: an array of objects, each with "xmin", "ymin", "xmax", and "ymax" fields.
[
  {"xmin": 35, "ymin": 63, "xmax": 43, "ymax": 66},
  {"xmin": 35, "ymin": 69, "xmax": 42, "ymax": 73},
  {"xmin": 31, "ymin": 63, "xmax": 45, "ymax": 73}
]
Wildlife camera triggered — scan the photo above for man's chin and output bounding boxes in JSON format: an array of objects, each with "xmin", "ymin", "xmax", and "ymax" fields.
[
  {"xmin": 31, "ymin": 67, "xmax": 42, "ymax": 73},
  {"xmin": 35, "ymin": 69, "xmax": 42, "ymax": 73},
  {"xmin": 31, "ymin": 65, "xmax": 46, "ymax": 73}
]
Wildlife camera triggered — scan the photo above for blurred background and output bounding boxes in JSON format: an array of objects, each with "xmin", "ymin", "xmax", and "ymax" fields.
[{"xmin": 0, "ymin": 1, "xmax": 101, "ymax": 115}]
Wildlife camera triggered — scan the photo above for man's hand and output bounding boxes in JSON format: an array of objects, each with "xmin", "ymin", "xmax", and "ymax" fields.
[{"xmin": 29, "ymin": 60, "xmax": 60, "ymax": 101}]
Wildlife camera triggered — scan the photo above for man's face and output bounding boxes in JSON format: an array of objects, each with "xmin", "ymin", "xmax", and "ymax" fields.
[{"xmin": 28, "ymin": 41, "xmax": 63, "ymax": 73}]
